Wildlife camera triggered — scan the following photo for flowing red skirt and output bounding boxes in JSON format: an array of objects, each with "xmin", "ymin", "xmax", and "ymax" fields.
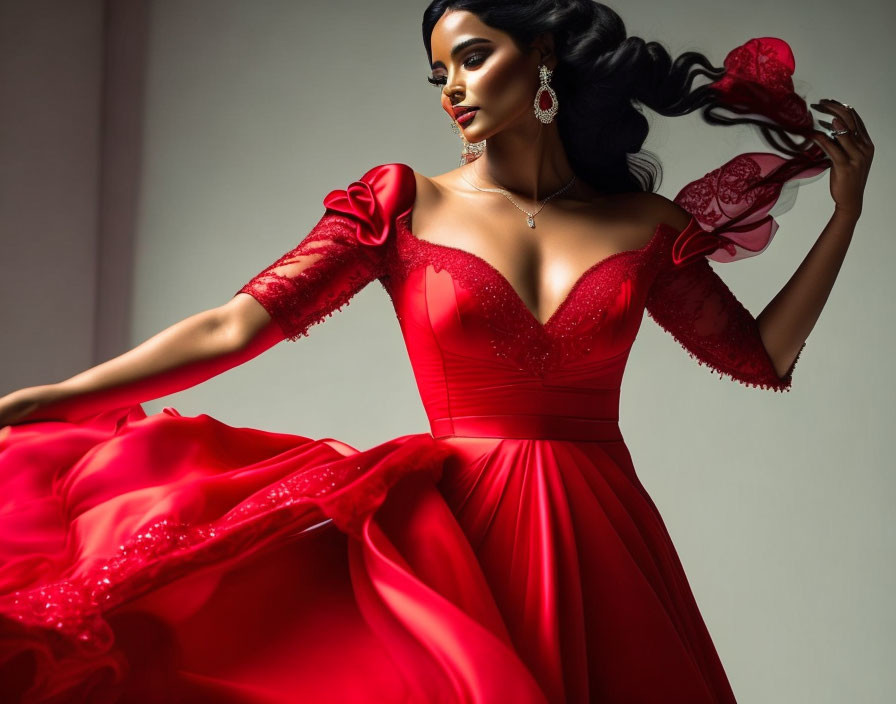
[{"xmin": 0, "ymin": 404, "xmax": 734, "ymax": 703}]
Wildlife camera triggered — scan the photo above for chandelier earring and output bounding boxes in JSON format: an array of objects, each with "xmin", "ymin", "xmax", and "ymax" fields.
[
  {"xmin": 449, "ymin": 114, "xmax": 486, "ymax": 166},
  {"xmin": 533, "ymin": 64, "xmax": 559, "ymax": 124},
  {"xmin": 460, "ymin": 135, "xmax": 486, "ymax": 166}
]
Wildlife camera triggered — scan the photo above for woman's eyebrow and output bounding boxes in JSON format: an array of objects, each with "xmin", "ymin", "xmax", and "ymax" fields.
[{"xmin": 431, "ymin": 37, "xmax": 493, "ymax": 70}]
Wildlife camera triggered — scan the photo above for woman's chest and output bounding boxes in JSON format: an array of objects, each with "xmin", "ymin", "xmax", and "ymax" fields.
[
  {"xmin": 380, "ymin": 213, "xmax": 673, "ymax": 377},
  {"xmin": 402, "ymin": 195, "xmax": 663, "ymax": 328}
]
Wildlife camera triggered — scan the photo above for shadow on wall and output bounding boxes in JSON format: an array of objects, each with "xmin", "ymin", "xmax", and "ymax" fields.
[
  {"xmin": 0, "ymin": 0, "xmax": 150, "ymax": 391},
  {"xmin": 95, "ymin": 0, "xmax": 151, "ymax": 365}
]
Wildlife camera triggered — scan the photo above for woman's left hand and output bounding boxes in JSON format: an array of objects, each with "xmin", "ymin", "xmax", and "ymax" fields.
[{"xmin": 808, "ymin": 98, "xmax": 874, "ymax": 219}]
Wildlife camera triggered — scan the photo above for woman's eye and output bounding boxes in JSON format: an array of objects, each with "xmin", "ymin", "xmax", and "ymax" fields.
[
  {"xmin": 463, "ymin": 53, "xmax": 487, "ymax": 68},
  {"xmin": 426, "ymin": 53, "xmax": 488, "ymax": 87}
]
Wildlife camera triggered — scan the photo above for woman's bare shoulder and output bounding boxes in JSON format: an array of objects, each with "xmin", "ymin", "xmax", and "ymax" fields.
[
  {"xmin": 628, "ymin": 191, "xmax": 693, "ymax": 231},
  {"xmin": 407, "ymin": 168, "xmax": 444, "ymax": 215},
  {"xmin": 426, "ymin": 166, "xmax": 465, "ymax": 195}
]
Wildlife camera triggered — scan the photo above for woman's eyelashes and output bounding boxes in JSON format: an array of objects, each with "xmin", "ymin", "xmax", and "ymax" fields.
[{"xmin": 427, "ymin": 53, "xmax": 488, "ymax": 86}]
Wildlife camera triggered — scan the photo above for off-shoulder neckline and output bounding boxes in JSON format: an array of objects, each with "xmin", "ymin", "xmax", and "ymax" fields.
[{"xmin": 391, "ymin": 165, "xmax": 699, "ymax": 329}]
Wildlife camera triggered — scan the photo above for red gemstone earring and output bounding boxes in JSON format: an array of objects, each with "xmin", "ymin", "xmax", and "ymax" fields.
[{"xmin": 533, "ymin": 64, "xmax": 558, "ymax": 124}]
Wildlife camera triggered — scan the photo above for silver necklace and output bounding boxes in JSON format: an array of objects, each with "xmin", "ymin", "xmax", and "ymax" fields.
[{"xmin": 460, "ymin": 165, "xmax": 577, "ymax": 228}]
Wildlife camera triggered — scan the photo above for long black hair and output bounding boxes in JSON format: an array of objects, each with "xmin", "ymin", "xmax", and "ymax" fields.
[{"xmin": 422, "ymin": 0, "xmax": 814, "ymax": 194}]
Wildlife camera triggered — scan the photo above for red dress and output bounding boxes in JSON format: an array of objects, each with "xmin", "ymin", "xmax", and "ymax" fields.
[{"xmin": 0, "ymin": 38, "xmax": 829, "ymax": 704}]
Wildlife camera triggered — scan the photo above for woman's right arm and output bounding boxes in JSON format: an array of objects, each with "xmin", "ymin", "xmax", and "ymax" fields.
[
  {"xmin": 0, "ymin": 293, "xmax": 284, "ymax": 427},
  {"xmin": 1, "ymin": 162, "xmax": 414, "ymax": 428}
]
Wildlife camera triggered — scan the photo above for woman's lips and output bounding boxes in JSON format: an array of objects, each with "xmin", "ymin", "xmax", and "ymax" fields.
[{"xmin": 457, "ymin": 108, "xmax": 479, "ymax": 126}]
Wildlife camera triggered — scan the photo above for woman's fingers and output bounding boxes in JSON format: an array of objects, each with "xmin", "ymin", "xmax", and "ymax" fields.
[
  {"xmin": 844, "ymin": 104, "xmax": 873, "ymax": 150},
  {"xmin": 806, "ymin": 98, "xmax": 873, "ymax": 216},
  {"xmin": 808, "ymin": 129, "xmax": 844, "ymax": 163},
  {"xmin": 816, "ymin": 99, "xmax": 873, "ymax": 151},
  {"xmin": 810, "ymin": 100, "xmax": 864, "ymax": 161}
]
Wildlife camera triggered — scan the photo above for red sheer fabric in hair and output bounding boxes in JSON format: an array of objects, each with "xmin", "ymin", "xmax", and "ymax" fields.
[
  {"xmin": 673, "ymin": 36, "xmax": 829, "ymax": 265},
  {"xmin": 710, "ymin": 36, "xmax": 815, "ymax": 133}
]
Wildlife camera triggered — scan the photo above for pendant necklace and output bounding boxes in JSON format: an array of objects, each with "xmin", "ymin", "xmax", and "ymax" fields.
[{"xmin": 460, "ymin": 163, "xmax": 577, "ymax": 229}]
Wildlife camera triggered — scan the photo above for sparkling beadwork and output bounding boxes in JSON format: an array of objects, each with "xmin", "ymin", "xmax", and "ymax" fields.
[
  {"xmin": 533, "ymin": 64, "xmax": 559, "ymax": 124},
  {"xmin": 0, "ymin": 454, "xmax": 397, "ymax": 647},
  {"xmin": 645, "ymin": 254, "xmax": 800, "ymax": 392},
  {"xmin": 385, "ymin": 206, "xmax": 801, "ymax": 390},
  {"xmin": 387, "ymin": 212, "xmax": 671, "ymax": 377}
]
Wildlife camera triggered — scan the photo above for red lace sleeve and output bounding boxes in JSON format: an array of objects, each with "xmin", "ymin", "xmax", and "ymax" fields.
[
  {"xmin": 645, "ymin": 147, "xmax": 823, "ymax": 392},
  {"xmin": 234, "ymin": 162, "xmax": 416, "ymax": 341},
  {"xmin": 645, "ymin": 227, "xmax": 803, "ymax": 392},
  {"xmin": 645, "ymin": 36, "xmax": 833, "ymax": 391},
  {"xmin": 644, "ymin": 147, "xmax": 823, "ymax": 392}
]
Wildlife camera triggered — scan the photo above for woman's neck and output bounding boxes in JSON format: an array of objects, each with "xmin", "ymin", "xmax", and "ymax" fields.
[{"xmin": 466, "ymin": 118, "xmax": 583, "ymax": 202}]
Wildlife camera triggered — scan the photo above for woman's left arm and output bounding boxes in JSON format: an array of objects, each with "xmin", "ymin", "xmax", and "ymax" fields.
[{"xmin": 756, "ymin": 99, "xmax": 875, "ymax": 377}]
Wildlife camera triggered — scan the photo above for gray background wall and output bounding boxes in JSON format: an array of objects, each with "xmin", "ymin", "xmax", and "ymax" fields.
[{"xmin": 1, "ymin": 0, "xmax": 893, "ymax": 700}]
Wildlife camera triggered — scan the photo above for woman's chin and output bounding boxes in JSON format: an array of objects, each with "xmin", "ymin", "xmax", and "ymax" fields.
[{"xmin": 460, "ymin": 114, "xmax": 487, "ymax": 142}]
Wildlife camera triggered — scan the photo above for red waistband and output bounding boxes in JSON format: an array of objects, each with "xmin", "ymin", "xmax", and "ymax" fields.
[{"xmin": 429, "ymin": 415, "xmax": 623, "ymax": 442}]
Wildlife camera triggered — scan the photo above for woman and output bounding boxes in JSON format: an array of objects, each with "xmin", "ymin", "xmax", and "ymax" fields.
[{"xmin": 0, "ymin": 1, "xmax": 874, "ymax": 702}]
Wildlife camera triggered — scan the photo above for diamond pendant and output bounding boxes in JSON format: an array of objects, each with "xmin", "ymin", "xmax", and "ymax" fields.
[{"xmin": 527, "ymin": 216, "xmax": 535, "ymax": 228}]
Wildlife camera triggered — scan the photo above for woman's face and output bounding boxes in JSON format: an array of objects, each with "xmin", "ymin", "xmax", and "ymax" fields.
[{"xmin": 428, "ymin": 10, "xmax": 548, "ymax": 143}]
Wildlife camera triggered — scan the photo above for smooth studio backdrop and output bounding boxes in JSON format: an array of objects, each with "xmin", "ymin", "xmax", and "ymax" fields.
[{"xmin": 0, "ymin": 1, "xmax": 893, "ymax": 701}]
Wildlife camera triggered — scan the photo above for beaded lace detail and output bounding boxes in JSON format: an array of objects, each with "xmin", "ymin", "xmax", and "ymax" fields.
[
  {"xmin": 645, "ymin": 254, "xmax": 802, "ymax": 392},
  {"xmin": 0, "ymin": 442, "xmax": 447, "ymax": 649},
  {"xmin": 386, "ymin": 212, "xmax": 672, "ymax": 377},
  {"xmin": 236, "ymin": 212, "xmax": 387, "ymax": 341},
  {"xmin": 0, "ymin": 468, "xmax": 340, "ymax": 647},
  {"xmin": 385, "ymin": 209, "xmax": 801, "ymax": 390}
]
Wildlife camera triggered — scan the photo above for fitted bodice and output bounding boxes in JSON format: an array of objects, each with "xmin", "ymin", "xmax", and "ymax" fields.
[{"xmin": 380, "ymin": 211, "xmax": 681, "ymax": 441}]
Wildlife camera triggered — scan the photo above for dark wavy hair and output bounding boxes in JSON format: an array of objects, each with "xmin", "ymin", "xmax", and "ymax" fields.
[{"xmin": 422, "ymin": 0, "xmax": 810, "ymax": 194}]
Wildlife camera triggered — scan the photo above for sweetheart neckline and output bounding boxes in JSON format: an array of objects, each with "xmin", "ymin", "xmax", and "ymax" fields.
[{"xmin": 395, "ymin": 210, "xmax": 696, "ymax": 331}]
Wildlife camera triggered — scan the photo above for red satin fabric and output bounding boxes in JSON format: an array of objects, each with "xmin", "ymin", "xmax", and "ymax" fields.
[
  {"xmin": 0, "ymin": 407, "xmax": 733, "ymax": 704},
  {"xmin": 0, "ymin": 37, "xmax": 830, "ymax": 704}
]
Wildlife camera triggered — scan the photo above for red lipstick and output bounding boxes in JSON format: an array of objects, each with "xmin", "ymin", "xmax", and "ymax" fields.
[
  {"xmin": 455, "ymin": 107, "xmax": 479, "ymax": 126},
  {"xmin": 452, "ymin": 104, "xmax": 478, "ymax": 119}
]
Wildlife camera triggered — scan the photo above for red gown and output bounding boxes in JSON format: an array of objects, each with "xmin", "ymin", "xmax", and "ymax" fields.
[{"xmin": 0, "ymin": 38, "xmax": 829, "ymax": 704}]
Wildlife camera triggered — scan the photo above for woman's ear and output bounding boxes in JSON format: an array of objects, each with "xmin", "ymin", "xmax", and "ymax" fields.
[{"xmin": 530, "ymin": 32, "xmax": 557, "ymax": 70}]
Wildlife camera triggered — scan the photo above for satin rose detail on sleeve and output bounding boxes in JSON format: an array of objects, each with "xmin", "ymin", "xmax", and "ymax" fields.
[{"xmin": 321, "ymin": 162, "xmax": 416, "ymax": 248}]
